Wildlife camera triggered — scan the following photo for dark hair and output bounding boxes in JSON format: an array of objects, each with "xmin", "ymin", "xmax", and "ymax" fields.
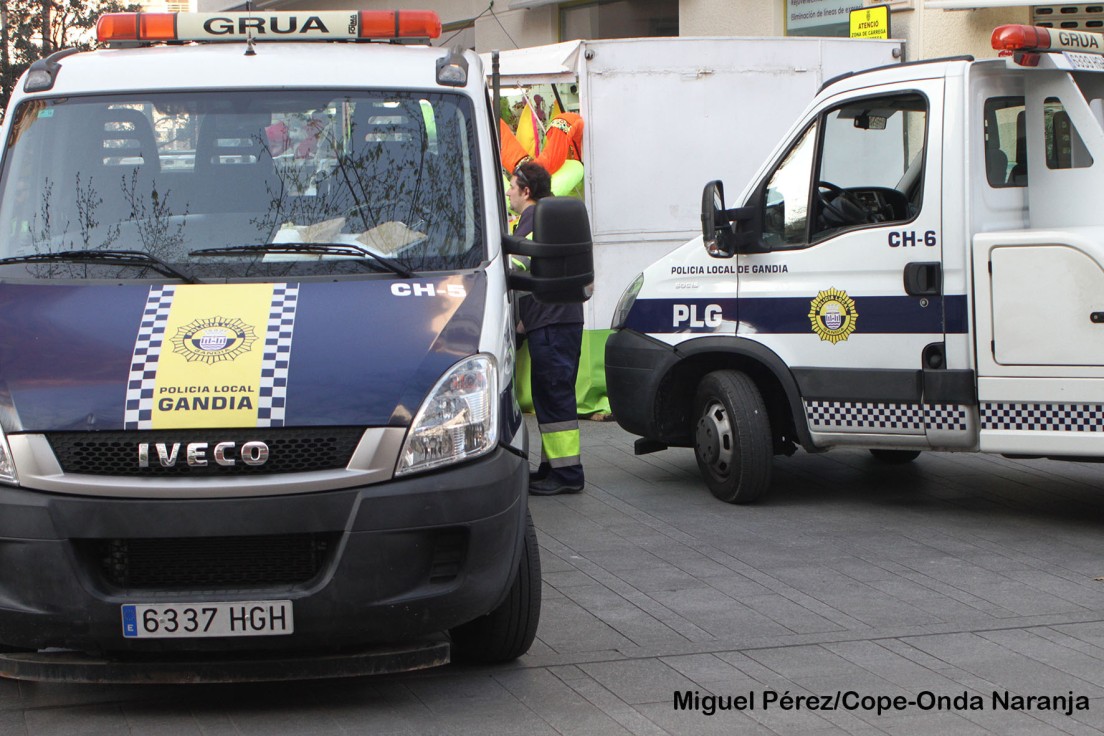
[{"xmin": 515, "ymin": 160, "xmax": 552, "ymax": 201}]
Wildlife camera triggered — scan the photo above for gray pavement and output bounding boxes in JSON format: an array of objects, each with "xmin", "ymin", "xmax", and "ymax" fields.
[{"xmin": 5, "ymin": 418, "xmax": 1104, "ymax": 734}]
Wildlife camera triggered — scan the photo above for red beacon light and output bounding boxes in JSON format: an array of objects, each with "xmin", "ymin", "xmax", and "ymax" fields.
[
  {"xmin": 992, "ymin": 24, "xmax": 1052, "ymax": 53},
  {"xmin": 992, "ymin": 23, "xmax": 1104, "ymax": 56},
  {"xmin": 358, "ymin": 10, "xmax": 441, "ymax": 40},
  {"xmin": 96, "ymin": 10, "xmax": 441, "ymax": 44},
  {"xmin": 97, "ymin": 12, "xmax": 176, "ymax": 42}
]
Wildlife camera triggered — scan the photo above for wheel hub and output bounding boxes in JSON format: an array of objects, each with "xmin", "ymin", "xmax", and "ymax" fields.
[{"xmin": 695, "ymin": 401, "xmax": 733, "ymax": 472}]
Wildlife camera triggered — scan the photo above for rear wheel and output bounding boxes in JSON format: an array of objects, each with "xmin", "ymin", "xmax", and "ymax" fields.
[
  {"xmin": 450, "ymin": 510, "xmax": 541, "ymax": 663},
  {"xmin": 693, "ymin": 370, "xmax": 772, "ymax": 504},
  {"xmin": 869, "ymin": 449, "xmax": 921, "ymax": 464}
]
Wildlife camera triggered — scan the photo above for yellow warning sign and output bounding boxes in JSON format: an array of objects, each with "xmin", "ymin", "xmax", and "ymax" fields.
[{"xmin": 850, "ymin": 5, "xmax": 889, "ymax": 40}]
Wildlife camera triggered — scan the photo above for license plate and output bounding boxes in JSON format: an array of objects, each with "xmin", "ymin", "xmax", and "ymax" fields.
[{"xmin": 121, "ymin": 601, "xmax": 293, "ymax": 638}]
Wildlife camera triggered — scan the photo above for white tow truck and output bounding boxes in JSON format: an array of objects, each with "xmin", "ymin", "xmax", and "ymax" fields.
[{"xmin": 607, "ymin": 25, "xmax": 1104, "ymax": 503}]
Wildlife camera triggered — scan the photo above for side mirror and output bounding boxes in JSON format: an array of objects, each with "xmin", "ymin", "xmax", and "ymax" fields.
[
  {"xmin": 504, "ymin": 197, "xmax": 594, "ymax": 303},
  {"xmin": 701, "ymin": 180, "xmax": 736, "ymax": 258},
  {"xmin": 701, "ymin": 179, "xmax": 763, "ymax": 257}
]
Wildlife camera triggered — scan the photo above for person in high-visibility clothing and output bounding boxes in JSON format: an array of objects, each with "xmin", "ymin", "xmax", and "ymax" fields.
[{"xmin": 507, "ymin": 161, "xmax": 585, "ymax": 495}]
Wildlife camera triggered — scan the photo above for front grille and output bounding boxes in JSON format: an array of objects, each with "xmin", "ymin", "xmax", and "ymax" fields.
[
  {"xmin": 82, "ymin": 534, "xmax": 336, "ymax": 590},
  {"xmin": 46, "ymin": 427, "xmax": 364, "ymax": 476}
]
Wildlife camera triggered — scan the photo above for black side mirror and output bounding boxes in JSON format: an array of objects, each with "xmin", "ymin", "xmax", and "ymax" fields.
[
  {"xmin": 701, "ymin": 179, "xmax": 763, "ymax": 257},
  {"xmin": 701, "ymin": 180, "xmax": 736, "ymax": 258},
  {"xmin": 504, "ymin": 197, "xmax": 594, "ymax": 304}
]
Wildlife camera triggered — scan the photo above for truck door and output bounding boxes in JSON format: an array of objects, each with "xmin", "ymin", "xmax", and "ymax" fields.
[{"xmin": 737, "ymin": 80, "xmax": 950, "ymax": 447}]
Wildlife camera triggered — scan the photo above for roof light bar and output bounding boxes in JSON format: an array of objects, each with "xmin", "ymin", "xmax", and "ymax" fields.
[
  {"xmin": 358, "ymin": 11, "xmax": 440, "ymax": 40},
  {"xmin": 992, "ymin": 24, "xmax": 1104, "ymax": 56},
  {"xmin": 96, "ymin": 10, "xmax": 441, "ymax": 44}
]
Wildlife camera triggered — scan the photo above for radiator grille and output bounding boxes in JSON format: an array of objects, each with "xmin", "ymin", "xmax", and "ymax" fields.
[
  {"xmin": 84, "ymin": 534, "xmax": 335, "ymax": 590},
  {"xmin": 46, "ymin": 427, "xmax": 364, "ymax": 476}
]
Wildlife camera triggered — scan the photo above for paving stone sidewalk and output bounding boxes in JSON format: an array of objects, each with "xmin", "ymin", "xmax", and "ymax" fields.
[{"xmin": 5, "ymin": 419, "xmax": 1104, "ymax": 735}]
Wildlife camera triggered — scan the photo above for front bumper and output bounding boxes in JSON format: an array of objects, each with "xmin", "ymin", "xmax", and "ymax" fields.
[
  {"xmin": 605, "ymin": 329, "xmax": 681, "ymax": 440},
  {"xmin": 0, "ymin": 446, "xmax": 528, "ymax": 657},
  {"xmin": 0, "ymin": 637, "xmax": 451, "ymax": 683}
]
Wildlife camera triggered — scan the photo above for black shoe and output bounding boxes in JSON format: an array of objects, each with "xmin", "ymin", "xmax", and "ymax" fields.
[{"xmin": 528, "ymin": 477, "xmax": 584, "ymax": 496}]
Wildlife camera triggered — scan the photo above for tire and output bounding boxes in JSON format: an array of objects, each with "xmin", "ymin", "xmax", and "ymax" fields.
[
  {"xmin": 869, "ymin": 449, "xmax": 921, "ymax": 464},
  {"xmin": 693, "ymin": 370, "xmax": 773, "ymax": 504},
  {"xmin": 450, "ymin": 510, "xmax": 541, "ymax": 664}
]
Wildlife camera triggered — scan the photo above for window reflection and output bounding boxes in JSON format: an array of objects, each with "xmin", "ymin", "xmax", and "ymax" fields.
[{"xmin": 0, "ymin": 91, "xmax": 484, "ymax": 279}]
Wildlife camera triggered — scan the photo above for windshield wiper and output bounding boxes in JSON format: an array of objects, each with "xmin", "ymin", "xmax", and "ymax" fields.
[
  {"xmin": 0, "ymin": 249, "xmax": 201, "ymax": 283},
  {"xmin": 189, "ymin": 243, "xmax": 414, "ymax": 279}
]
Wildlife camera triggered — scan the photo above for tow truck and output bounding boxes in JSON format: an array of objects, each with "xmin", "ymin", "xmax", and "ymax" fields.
[
  {"xmin": 607, "ymin": 25, "xmax": 1104, "ymax": 503},
  {"xmin": 0, "ymin": 10, "xmax": 592, "ymax": 681}
]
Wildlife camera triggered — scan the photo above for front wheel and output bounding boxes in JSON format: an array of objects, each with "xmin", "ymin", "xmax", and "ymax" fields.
[
  {"xmin": 693, "ymin": 370, "xmax": 773, "ymax": 504},
  {"xmin": 450, "ymin": 510, "xmax": 541, "ymax": 663}
]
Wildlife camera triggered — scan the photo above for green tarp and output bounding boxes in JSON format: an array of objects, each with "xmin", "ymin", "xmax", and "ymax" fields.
[{"xmin": 516, "ymin": 328, "xmax": 612, "ymax": 417}]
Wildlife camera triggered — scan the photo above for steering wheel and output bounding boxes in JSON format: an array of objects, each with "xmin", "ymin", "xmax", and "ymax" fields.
[{"xmin": 817, "ymin": 181, "xmax": 871, "ymax": 229}]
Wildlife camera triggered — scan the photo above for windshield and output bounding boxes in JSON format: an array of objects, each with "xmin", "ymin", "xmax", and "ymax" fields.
[{"xmin": 0, "ymin": 90, "xmax": 484, "ymax": 279}]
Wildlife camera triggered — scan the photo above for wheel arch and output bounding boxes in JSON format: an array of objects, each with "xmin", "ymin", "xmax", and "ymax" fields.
[{"xmin": 659, "ymin": 337, "xmax": 814, "ymax": 453}]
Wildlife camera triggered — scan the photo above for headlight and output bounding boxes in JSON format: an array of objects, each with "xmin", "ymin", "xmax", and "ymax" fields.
[
  {"xmin": 396, "ymin": 354, "xmax": 498, "ymax": 476},
  {"xmin": 0, "ymin": 424, "xmax": 17, "ymax": 485},
  {"xmin": 611, "ymin": 273, "xmax": 644, "ymax": 329}
]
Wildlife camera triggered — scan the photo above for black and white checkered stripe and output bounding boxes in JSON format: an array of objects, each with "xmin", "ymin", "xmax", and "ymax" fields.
[
  {"xmin": 124, "ymin": 285, "xmax": 176, "ymax": 430},
  {"xmin": 924, "ymin": 404, "xmax": 968, "ymax": 432},
  {"xmin": 981, "ymin": 402, "xmax": 1104, "ymax": 432},
  {"xmin": 805, "ymin": 401, "xmax": 968, "ymax": 433},
  {"xmin": 806, "ymin": 401, "xmax": 924, "ymax": 432},
  {"xmin": 257, "ymin": 284, "xmax": 299, "ymax": 427}
]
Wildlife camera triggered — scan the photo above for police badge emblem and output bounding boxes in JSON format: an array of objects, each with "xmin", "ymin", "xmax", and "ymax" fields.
[
  {"xmin": 808, "ymin": 288, "xmax": 858, "ymax": 344},
  {"xmin": 171, "ymin": 316, "xmax": 258, "ymax": 364}
]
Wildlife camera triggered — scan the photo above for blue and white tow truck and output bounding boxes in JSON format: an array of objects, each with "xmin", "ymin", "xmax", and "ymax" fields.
[{"xmin": 0, "ymin": 9, "xmax": 592, "ymax": 682}]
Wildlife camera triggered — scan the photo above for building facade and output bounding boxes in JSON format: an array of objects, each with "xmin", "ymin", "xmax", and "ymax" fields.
[{"xmin": 203, "ymin": 2, "xmax": 1104, "ymax": 61}]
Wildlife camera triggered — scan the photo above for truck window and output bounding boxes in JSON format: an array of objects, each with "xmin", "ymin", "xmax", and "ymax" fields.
[
  {"xmin": 813, "ymin": 93, "xmax": 926, "ymax": 241},
  {"xmin": 0, "ymin": 90, "xmax": 485, "ymax": 279},
  {"xmin": 984, "ymin": 97, "xmax": 1025, "ymax": 188},
  {"xmin": 1044, "ymin": 96, "xmax": 1093, "ymax": 170},
  {"xmin": 759, "ymin": 92, "xmax": 926, "ymax": 248},
  {"xmin": 761, "ymin": 122, "xmax": 817, "ymax": 247}
]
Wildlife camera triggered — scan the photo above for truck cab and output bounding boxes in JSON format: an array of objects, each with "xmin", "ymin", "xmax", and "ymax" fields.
[
  {"xmin": 0, "ymin": 10, "xmax": 592, "ymax": 681},
  {"xmin": 607, "ymin": 25, "xmax": 1104, "ymax": 504}
]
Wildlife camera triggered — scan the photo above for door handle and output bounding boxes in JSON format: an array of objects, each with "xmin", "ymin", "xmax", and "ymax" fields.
[{"xmin": 904, "ymin": 262, "xmax": 941, "ymax": 296}]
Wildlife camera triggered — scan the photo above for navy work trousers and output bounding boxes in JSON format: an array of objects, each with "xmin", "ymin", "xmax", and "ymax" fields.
[{"xmin": 527, "ymin": 323, "xmax": 584, "ymax": 486}]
